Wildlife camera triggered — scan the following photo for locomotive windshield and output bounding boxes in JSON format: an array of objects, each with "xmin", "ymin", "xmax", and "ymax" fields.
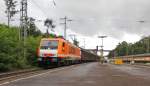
[{"xmin": 40, "ymin": 40, "xmax": 58, "ymax": 49}]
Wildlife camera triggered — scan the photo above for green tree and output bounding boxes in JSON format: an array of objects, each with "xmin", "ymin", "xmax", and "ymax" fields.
[
  {"xmin": 0, "ymin": 24, "xmax": 41, "ymax": 71},
  {"xmin": 44, "ymin": 18, "xmax": 55, "ymax": 37},
  {"xmin": 4, "ymin": 0, "xmax": 18, "ymax": 27},
  {"xmin": 108, "ymin": 36, "xmax": 150, "ymax": 58},
  {"xmin": 27, "ymin": 17, "xmax": 41, "ymax": 37}
]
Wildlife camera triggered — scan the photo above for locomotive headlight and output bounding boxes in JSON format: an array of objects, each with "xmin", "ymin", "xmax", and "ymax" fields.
[
  {"xmin": 38, "ymin": 58, "xmax": 42, "ymax": 61},
  {"xmin": 42, "ymin": 54, "xmax": 45, "ymax": 57},
  {"xmin": 52, "ymin": 58, "xmax": 57, "ymax": 62}
]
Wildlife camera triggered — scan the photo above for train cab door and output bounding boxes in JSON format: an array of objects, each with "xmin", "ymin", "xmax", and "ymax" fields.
[
  {"xmin": 62, "ymin": 42, "xmax": 65, "ymax": 53},
  {"xmin": 58, "ymin": 41, "xmax": 66, "ymax": 58}
]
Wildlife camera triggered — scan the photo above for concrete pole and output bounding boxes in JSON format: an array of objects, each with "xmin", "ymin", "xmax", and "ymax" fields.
[
  {"xmin": 98, "ymin": 36, "xmax": 107, "ymax": 63},
  {"xmin": 60, "ymin": 16, "xmax": 72, "ymax": 40}
]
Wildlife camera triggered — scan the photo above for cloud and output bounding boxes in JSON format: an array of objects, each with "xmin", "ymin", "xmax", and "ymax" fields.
[
  {"xmin": 51, "ymin": 0, "xmax": 150, "ymax": 39},
  {"xmin": 0, "ymin": 0, "xmax": 150, "ymax": 39}
]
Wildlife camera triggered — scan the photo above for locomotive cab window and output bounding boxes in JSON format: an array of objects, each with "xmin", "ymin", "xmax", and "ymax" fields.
[{"xmin": 40, "ymin": 40, "xmax": 58, "ymax": 50}]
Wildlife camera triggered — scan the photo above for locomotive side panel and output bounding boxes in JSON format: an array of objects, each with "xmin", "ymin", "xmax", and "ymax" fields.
[
  {"xmin": 37, "ymin": 38, "xmax": 81, "ymax": 66},
  {"xmin": 57, "ymin": 39, "xmax": 68, "ymax": 58}
]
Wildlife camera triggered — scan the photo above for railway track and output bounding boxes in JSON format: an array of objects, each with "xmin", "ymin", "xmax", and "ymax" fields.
[
  {"xmin": 0, "ymin": 68, "xmax": 43, "ymax": 82},
  {"xmin": 0, "ymin": 65, "xmax": 77, "ymax": 84}
]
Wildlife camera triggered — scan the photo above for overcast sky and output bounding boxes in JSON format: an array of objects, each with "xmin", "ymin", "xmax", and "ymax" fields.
[{"xmin": 0, "ymin": 0, "xmax": 150, "ymax": 54}]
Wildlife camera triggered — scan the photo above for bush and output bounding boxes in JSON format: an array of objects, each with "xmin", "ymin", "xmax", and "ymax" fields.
[
  {"xmin": 26, "ymin": 36, "xmax": 41, "ymax": 66},
  {"xmin": 0, "ymin": 24, "xmax": 41, "ymax": 71}
]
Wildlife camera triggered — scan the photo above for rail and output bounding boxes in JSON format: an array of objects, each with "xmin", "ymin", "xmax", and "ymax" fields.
[{"xmin": 0, "ymin": 68, "xmax": 42, "ymax": 81}]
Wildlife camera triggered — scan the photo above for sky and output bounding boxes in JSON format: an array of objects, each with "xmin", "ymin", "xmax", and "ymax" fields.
[{"xmin": 0, "ymin": 0, "xmax": 150, "ymax": 55}]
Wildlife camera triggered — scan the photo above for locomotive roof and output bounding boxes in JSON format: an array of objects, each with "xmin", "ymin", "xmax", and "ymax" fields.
[{"xmin": 41, "ymin": 38, "xmax": 80, "ymax": 48}]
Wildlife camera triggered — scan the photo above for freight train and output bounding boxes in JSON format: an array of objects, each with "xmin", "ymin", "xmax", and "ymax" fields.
[{"xmin": 37, "ymin": 37, "xmax": 99, "ymax": 67}]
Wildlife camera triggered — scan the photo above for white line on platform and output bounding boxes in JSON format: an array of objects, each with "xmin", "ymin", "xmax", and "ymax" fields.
[
  {"xmin": 0, "ymin": 65, "xmax": 76, "ymax": 86},
  {"xmin": 131, "ymin": 65, "xmax": 150, "ymax": 68},
  {"xmin": 121, "ymin": 63, "xmax": 150, "ymax": 69}
]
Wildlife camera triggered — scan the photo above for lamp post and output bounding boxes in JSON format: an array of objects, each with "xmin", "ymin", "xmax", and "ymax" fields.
[{"xmin": 98, "ymin": 36, "xmax": 107, "ymax": 63}]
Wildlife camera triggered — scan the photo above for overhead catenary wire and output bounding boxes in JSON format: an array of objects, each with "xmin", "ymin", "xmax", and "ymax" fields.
[{"xmin": 30, "ymin": 0, "xmax": 55, "ymax": 18}]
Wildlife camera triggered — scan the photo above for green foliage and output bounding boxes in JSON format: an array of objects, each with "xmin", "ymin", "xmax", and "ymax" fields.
[
  {"xmin": 0, "ymin": 24, "xmax": 41, "ymax": 71},
  {"xmin": 27, "ymin": 17, "xmax": 41, "ymax": 37},
  {"xmin": 44, "ymin": 18, "xmax": 55, "ymax": 37},
  {"xmin": 4, "ymin": 0, "xmax": 18, "ymax": 18},
  {"xmin": 108, "ymin": 36, "xmax": 150, "ymax": 58},
  {"xmin": 26, "ymin": 36, "xmax": 41, "ymax": 66}
]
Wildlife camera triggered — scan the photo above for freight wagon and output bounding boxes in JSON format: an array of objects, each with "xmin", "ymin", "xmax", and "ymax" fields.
[{"xmin": 81, "ymin": 49, "xmax": 99, "ymax": 62}]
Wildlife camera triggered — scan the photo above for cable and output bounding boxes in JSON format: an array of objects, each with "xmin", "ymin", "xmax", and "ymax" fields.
[{"xmin": 30, "ymin": 0, "xmax": 49, "ymax": 17}]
